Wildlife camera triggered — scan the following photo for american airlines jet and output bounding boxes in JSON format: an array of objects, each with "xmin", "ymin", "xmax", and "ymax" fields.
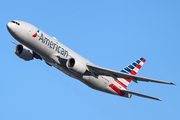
[{"xmin": 7, "ymin": 20, "xmax": 175, "ymax": 101}]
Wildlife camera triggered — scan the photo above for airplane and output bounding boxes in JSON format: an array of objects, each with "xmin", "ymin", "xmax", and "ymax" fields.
[{"xmin": 7, "ymin": 20, "xmax": 175, "ymax": 101}]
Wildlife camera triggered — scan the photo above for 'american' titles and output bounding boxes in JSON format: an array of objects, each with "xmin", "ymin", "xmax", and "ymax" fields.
[{"xmin": 38, "ymin": 33, "xmax": 68, "ymax": 57}]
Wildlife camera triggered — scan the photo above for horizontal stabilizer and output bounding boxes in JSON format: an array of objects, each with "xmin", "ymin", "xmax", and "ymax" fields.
[{"xmin": 120, "ymin": 89, "xmax": 162, "ymax": 101}]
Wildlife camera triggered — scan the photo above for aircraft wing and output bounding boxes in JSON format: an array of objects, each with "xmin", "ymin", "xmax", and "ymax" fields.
[
  {"xmin": 87, "ymin": 64, "xmax": 175, "ymax": 85},
  {"xmin": 120, "ymin": 89, "xmax": 162, "ymax": 101}
]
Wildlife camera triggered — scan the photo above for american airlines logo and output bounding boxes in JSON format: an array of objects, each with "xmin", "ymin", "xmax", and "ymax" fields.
[
  {"xmin": 33, "ymin": 31, "xmax": 68, "ymax": 57},
  {"xmin": 32, "ymin": 29, "xmax": 39, "ymax": 37}
]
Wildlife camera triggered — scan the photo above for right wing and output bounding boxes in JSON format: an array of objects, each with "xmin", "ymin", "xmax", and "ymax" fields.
[{"xmin": 87, "ymin": 64, "xmax": 175, "ymax": 85}]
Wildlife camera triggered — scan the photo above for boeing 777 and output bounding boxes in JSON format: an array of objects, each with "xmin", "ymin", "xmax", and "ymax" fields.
[{"xmin": 7, "ymin": 20, "xmax": 175, "ymax": 101}]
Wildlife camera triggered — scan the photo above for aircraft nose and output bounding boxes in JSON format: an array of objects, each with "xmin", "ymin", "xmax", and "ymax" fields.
[
  {"xmin": 6, "ymin": 22, "xmax": 11, "ymax": 31},
  {"xmin": 7, "ymin": 21, "xmax": 18, "ymax": 34}
]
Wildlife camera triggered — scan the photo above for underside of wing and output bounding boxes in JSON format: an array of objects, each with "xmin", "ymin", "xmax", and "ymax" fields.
[
  {"xmin": 86, "ymin": 64, "xmax": 175, "ymax": 85},
  {"xmin": 120, "ymin": 89, "xmax": 162, "ymax": 101}
]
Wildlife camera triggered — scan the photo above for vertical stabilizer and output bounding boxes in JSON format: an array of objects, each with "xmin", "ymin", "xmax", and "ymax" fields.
[{"xmin": 114, "ymin": 57, "xmax": 146, "ymax": 89}]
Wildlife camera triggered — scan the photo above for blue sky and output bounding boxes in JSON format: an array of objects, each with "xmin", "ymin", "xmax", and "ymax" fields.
[{"xmin": 1, "ymin": 0, "xmax": 180, "ymax": 120}]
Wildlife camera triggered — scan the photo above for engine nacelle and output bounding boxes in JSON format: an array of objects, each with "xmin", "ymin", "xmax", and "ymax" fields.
[
  {"xmin": 14, "ymin": 44, "xmax": 33, "ymax": 61},
  {"xmin": 67, "ymin": 58, "xmax": 87, "ymax": 74}
]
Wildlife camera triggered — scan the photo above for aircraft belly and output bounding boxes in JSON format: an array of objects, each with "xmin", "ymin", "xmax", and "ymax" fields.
[{"xmin": 81, "ymin": 75, "xmax": 114, "ymax": 94}]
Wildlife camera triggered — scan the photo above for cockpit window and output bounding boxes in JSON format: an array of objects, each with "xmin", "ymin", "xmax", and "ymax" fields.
[{"xmin": 11, "ymin": 21, "xmax": 20, "ymax": 26}]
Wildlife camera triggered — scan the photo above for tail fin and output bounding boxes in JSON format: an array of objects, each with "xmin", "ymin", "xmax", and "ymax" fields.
[
  {"xmin": 120, "ymin": 57, "xmax": 146, "ymax": 75},
  {"xmin": 115, "ymin": 57, "xmax": 146, "ymax": 89}
]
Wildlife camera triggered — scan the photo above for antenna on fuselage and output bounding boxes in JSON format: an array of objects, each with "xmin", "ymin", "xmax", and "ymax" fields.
[{"xmin": 52, "ymin": 37, "xmax": 58, "ymax": 41}]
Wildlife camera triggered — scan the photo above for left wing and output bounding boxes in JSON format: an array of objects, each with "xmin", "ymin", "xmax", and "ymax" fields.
[
  {"xmin": 120, "ymin": 89, "xmax": 162, "ymax": 101},
  {"xmin": 87, "ymin": 64, "xmax": 175, "ymax": 85}
]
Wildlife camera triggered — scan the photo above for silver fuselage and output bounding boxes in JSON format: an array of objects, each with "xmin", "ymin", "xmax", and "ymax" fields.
[{"xmin": 7, "ymin": 20, "xmax": 120, "ymax": 96}]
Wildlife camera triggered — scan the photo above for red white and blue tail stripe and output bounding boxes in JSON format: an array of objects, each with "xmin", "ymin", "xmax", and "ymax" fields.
[
  {"xmin": 120, "ymin": 57, "xmax": 146, "ymax": 75},
  {"xmin": 114, "ymin": 57, "xmax": 146, "ymax": 90}
]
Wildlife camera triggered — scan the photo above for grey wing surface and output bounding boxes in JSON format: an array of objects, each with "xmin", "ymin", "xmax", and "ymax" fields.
[
  {"xmin": 87, "ymin": 64, "xmax": 175, "ymax": 85},
  {"xmin": 120, "ymin": 89, "xmax": 162, "ymax": 101}
]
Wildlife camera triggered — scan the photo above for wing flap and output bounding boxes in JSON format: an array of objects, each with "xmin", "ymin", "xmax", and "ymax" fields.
[
  {"xmin": 120, "ymin": 89, "xmax": 162, "ymax": 101},
  {"xmin": 87, "ymin": 64, "xmax": 175, "ymax": 85}
]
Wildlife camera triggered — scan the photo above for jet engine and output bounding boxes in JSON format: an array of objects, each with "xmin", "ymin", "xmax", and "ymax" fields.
[
  {"xmin": 66, "ymin": 58, "xmax": 87, "ymax": 74},
  {"xmin": 14, "ymin": 44, "xmax": 33, "ymax": 61}
]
